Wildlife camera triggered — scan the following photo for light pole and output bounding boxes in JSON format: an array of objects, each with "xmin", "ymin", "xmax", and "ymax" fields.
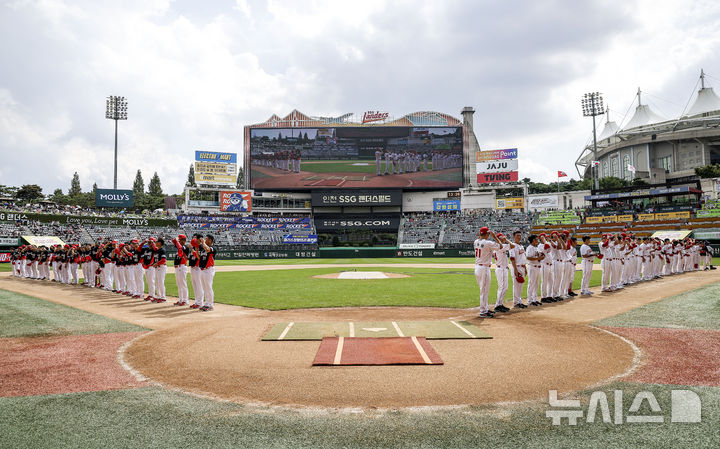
[
  {"xmin": 105, "ymin": 96, "xmax": 128, "ymax": 189},
  {"xmin": 581, "ymin": 92, "xmax": 604, "ymax": 190}
]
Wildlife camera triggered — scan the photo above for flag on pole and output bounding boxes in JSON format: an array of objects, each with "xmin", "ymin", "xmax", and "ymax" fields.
[
  {"xmin": 627, "ymin": 164, "xmax": 636, "ymax": 173},
  {"xmin": 557, "ymin": 171, "xmax": 567, "ymax": 177},
  {"xmin": 591, "ymin": 161, "xmax": 599, "ymax": 167}
]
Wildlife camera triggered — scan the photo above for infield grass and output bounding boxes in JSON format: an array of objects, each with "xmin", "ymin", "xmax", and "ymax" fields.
[
  {"xmin": 594, "ymin": 281, "xmax": 720, "ymax": 330},
  {"xmin": 163, "ymin": 268, "xmax": 602, "ymax": 310},
  {"xmin": 0, "ymin": 288, "xmax": 146, "ymax": 337},
  {"xmin": 1, "ymin": 382, "xmax": 717, "ymax": 448}
]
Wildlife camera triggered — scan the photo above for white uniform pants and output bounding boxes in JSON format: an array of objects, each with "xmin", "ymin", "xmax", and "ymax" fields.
[
  {"xmin": 495, "ymin": 266, "xmax": 508, "ymax": 307},
  {"xmin": 564, "ymin": 262, "xmax": 574, "ymax": 294},
  {"xmin": 581, "ymin": 260, "xmax": 593, "ymax": 293},
  {"xmin": 70, "ymin": 263, "xmax": 79, "ymax": 284},
  {"xmin": 553, "ymin": 262, "xmax": 564, "ymax": 297},
  {"xmin": 155, "ymin": 265, "xmax": 167, "ymax": 299},
  {"xmin": 145, "ymin": 266, "xmax": 156, "ymax": 297},
  {"xmin": 541, "ymin": 263, "xmax": 554, "ymax": 298},
  {"xmin": 104, "ymin": 262, "xmax": 115, "ymax": 290},
  {"xmin": 601, "ymin": 259, "xmax": 611, "ymax": 290},
  {"xmin": 527, "ymin": 266, "xmax": 540, "ymax": 303},
  {"xmin": 133, "ymin": 264, "xmax": 144, "ymax": 296},
  {"xmin": 190, "ymin": 266, "xmax": 204, "ymax": 306},
  {"xmin": 175, "ymin": 264, "xmax": 189, "ymax": 303},
  {"xmin": 512, "ymin": 265, "xmax": 526, "ymax": 306},
  {"xmin": 474, "ymin": 265, "xmax": 491, "ymax": 313},
  {"xmin": 200, "ymin": 267, "xmax": 215, "ymax": 308}
]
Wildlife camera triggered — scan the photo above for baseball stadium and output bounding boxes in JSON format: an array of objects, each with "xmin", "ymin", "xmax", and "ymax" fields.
[{"xmin": 3, "ymin": 98, "xmax": 720, "ymax": 448}]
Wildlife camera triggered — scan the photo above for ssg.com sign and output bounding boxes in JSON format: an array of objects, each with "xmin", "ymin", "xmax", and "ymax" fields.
[
  {"xmin": 315, "ymin": 217, "xmax": 400, "ymax": 231},
  {"xmin": 96, "ymin": 189, "xmax": 133, "ymax": 208}
]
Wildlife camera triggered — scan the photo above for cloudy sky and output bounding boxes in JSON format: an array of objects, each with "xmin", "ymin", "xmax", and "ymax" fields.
[{"xmin": 1, "ymin": 0, "xmax": 720, "ymax": 195}]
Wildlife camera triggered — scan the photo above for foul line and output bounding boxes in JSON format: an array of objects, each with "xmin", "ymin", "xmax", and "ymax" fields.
[
  {"xmin": 450, "ymin": 320, "xmax": 477, "ymax": 338},
  {"xmin": 391, "ymin": 321, "xmax": 404, "ymax": 337},
  {"xmin": 349, "ymin": 322, "xmax": 355, "ymax": 337},
  {"xmin": 333, "ymin": 336, "xmax": 344, "ymax": 365},
  {"xmin": 278, "ymin": 322, "xmax": 294, "ymax": 340},
  {"xmin": 410, "ymin": 336, "xmax": 432, "ymax": 364}
]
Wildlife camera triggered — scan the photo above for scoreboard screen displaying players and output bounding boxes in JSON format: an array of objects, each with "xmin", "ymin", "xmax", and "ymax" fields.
[{"xmin": 248, "ymin": 126, "xmax": 463, "ymax": 190}]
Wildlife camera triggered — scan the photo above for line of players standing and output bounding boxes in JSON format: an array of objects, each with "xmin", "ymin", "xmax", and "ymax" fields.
[
  {"xmin": 10, "ymin": 234, "xmax": 218, "ymax": 312},
  {"xmin": 473, "ymin": 228, "xmax": 714, "ymax": 318},
  {"xmin": 375, "ymin": 150, "xmax": 461, "ymax": 176}
]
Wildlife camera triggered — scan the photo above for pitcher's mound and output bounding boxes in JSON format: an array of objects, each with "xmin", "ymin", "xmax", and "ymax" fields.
[{"xmin": 313, "ymin": 271, "xmax": 411, "ymax": 279}]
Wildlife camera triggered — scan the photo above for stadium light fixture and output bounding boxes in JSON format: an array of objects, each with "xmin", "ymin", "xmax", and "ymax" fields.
[
  {"xmin": 581, "ymin": 92, "xmax": 604, "ymax": 190},
  {"xmin": 105, "ymin": 96, "xmax": 128, "ymax": 189}
]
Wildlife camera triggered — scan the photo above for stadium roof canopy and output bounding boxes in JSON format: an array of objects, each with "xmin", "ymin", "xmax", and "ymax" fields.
[{"xmin": 247, "ymin": 110, "xmax": 462, "ymax": 128}]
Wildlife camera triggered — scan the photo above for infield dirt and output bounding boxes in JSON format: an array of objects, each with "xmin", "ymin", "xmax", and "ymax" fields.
[{"xmin": 1, "ymin": 268, "xmax": 718, "ymax": 409}]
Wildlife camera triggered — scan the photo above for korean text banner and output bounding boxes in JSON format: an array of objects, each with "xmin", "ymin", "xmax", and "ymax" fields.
[
  {"xmin": 476, "ymin": 148, "xmax": 518, "ymax": 162},
  {"xmin": 433, "ymin": 199, "xmax": 460, "ymax": 211},
  {"xmin": 22, "ymin": 236, "xmax": 66, "ymax": 246},
  {"xmin": 220, "ymin": 191, "xmax": 252, "ymax": 212},
  {"xmin": 95, "ymin": 189, "xmax": 133, "ymax": 208},
  {"xmin": 311, "ymin": 190, "xmax": 402, "ymax": 207},
  {"xmin": 195, "ymin": 151, "xmax": 237, "ymax": 163}
]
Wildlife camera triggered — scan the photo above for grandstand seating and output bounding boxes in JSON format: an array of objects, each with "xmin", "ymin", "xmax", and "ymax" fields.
[{"xmin": 536, "ymin": 211, "xmax": 581, "ymax": 225}]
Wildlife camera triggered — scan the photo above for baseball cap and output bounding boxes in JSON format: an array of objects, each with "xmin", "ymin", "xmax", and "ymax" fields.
[
  {"xmin": 178, "ymin": 234, "xmax": 187, "ymax": 240},
  {"xmin": 479, "ymin": 226, "xmax": 489, "ymax": 234}
]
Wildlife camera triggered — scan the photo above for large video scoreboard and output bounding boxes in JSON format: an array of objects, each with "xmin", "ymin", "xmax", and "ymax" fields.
[{"xmin": 247, "ymin": 126, "xmax": 463, "ymax": 190}]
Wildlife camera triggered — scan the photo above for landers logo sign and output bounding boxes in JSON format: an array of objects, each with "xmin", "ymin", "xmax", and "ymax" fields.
[{"xmin": 361, "ymin": 110, "xmax": 389, "ymax": 124}]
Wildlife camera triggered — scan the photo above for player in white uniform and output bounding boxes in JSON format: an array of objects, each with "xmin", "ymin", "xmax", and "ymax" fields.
[
  {"xmin": 492, "ymin": 233, "xmax": 516, "ymax": 313},
  {"xmin": 384, "ymin": 150, "xmax": 391, "ymax": 175},
  {"xmin": 538, "ymin": 233, "xmax": 556, "ymax": 303},
  {"xmin": 509, "ymin": 230, "xmax": 528, "ymax": 309},
  {"xmin": 579, "ymin": 236, "xmax": 595, "ymax": 295},
  {"xmin": 525, "ymin": 235, "xmax": 543, "ymax": 306},
  {"xmin": 474, "ymin": 227, "xmax": 502, "ymax": 318},
  {"xmin": 565, "ymin": 236, "xmax": 578, "ymax": 297},
  {"xmin": 375, "ymin": 150, "xmax": 383, "ymax": 176}
]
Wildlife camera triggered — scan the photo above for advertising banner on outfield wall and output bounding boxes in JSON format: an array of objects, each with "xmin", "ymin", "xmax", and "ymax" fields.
[
  {"xmin": 477, "ymin": 171, "xmax": 519, "ymax": 184},
  {"xmin": 314, "ymin": 215, "xmax": 400, "ymax": 231},
  {"xmin": 95, "ymin": 189, "xmax": 133, "ymax": 208},
  {"xmin": 0, "ymin": 210, "xmax": 177, "ymax": 227},
  {"xmin": 220, "ymin": 191, "xmax": 252, "ymax": 212},
  {"xmin": 495, "ymin": 197, "xmax": 524, "ymax": 209},
  {"xmin": 527, "ymin": 195, "xmax": 559, "ymax": 209},
  {"xmin": 398, "ymin": 243, "xmax": 436, "ymax": 249},
  {"xmin": 311, "ymin": 190, "xmax": 402, "ymax": 207},
  {"xmin": 0, "ymin": 252, "xmax": 10, "ymax": 262},
  {"xmin": 282, "ymin": 235, "xmax": 318, "ymax": 244}
]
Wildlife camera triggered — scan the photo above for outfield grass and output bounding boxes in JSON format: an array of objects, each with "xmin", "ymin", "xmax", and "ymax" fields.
[
  {"xmin": 300, "ymin": 159, "xmax": 383, "ymax": 174},
  {"xmin": 0, "ymin": 289, "xmax": 146, "ymax": 337},
  {"xmin": 163, "ymin": 268, "xmax": 602, "ymax": 310},
  {"xmin": 594, "ymin": 281, "xmax": 720, "ymax": 330},
  {"xmin": 1, "ymin": 382, "xmax": 717, "ymax": 448}
]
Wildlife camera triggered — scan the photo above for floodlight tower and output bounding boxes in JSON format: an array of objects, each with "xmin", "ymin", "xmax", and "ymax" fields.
[
  {"xmin": 581, "ymin": 92, "xmax": 605, "ymax": 190},
  {"xmin": 105, "ymin": 96, "xmax": 128, "ymax": 189}
]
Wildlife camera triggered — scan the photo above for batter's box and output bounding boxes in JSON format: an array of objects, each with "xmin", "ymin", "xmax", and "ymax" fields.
[{"xmin": 262, "ymin": 320, "xmax": 491, "ymax": 341}]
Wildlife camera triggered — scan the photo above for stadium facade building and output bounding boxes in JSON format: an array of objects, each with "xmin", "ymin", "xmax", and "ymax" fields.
[{"xmin": 576, "ymin": 71, "xmax": 720, "ymax": 184}]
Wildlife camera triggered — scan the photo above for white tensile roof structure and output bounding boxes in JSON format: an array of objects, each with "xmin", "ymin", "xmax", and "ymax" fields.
[
  {"xmin": 621, "ymin": 88, "xmax": 666, "ymax": 130},
  {"xmin": 686, "ymin": 70, "xmax": 720, "ymax": 116},
  {"xmin": 598, "ymin": 107, "xmax": 620, "ymax": 140}
]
